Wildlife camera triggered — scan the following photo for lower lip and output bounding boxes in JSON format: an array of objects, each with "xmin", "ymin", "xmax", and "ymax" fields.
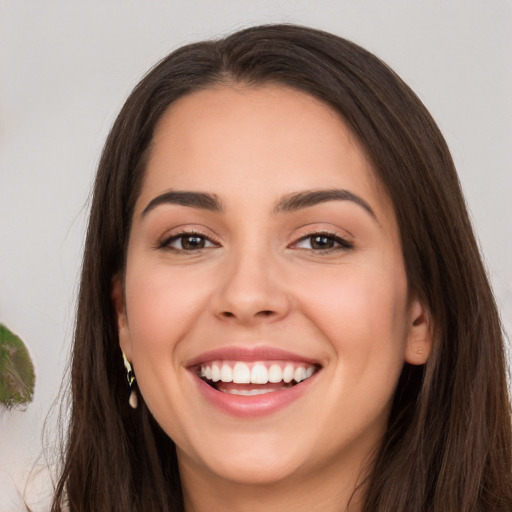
[{"xmin": 192, "ymin": 372, "xmax": 318, "ymax": 418}]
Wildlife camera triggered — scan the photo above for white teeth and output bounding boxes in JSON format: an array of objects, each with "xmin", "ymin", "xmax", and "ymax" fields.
[
  {"xmin": 220, "ymin": 364, "xmax": 233, "ymax": 383},
  {"xmin": 211, "ymin": 363, "xmax": 221, "ymax": 382},
  {"xmin": 250, "ymin": 363, "xmax": 269, "ymax": 384},
  {"xmin": 268, "ymin": 364, "xmax": 283, "ymax": 383},
  {"xmin": 199, "ymin": 360, "xmax": 317, "ymax": 385},
  {"xmin": 283, "ymin": 365, "xmax": 294, "ymax": 383},
  {"xmin": 232, "ymin": 362, "xmax": 251, "ymax": 384},
  {"xmin": 294, "ymin": 367, "xmax": 305, "ymax": 383},
  {"xmin": 225, "ymin": 388, "xmax": 279, "ymax": 396}
]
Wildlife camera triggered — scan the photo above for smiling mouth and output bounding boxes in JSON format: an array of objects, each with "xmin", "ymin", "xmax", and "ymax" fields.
[{"xmin": 196, "ymin": 360, "xmax": 320, "ymax": 396}]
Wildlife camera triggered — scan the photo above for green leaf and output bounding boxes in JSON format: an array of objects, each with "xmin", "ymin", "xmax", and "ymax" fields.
[{"xmin": 0, "ymin": 324, "xmax": 35, "ymax": 409}]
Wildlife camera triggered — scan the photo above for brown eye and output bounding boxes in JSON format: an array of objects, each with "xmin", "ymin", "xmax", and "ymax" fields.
[
  {"xmin": 181, "ymin": 235, "xmax": 206, "ymax": 250},
  {"xmin": 293, "ymin": 233, "xmax": 353, "ymax": 251},
  {"xmin": 310, "ymin": 235, "xmax": 335, "ymax": 250},
  {"xmin": 164, "ymin": 233, "xmax": 216, "ymax": 251}
]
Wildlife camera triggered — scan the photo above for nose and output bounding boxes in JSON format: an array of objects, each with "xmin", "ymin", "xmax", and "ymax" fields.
[{"xmin": 212, "ymin": 249, "xmax": 291, "ymax": 326}]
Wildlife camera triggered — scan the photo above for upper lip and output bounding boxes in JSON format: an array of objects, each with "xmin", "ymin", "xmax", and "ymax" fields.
[{"xmin": 185, "ymin": 346, "xmax": 321, "ymax": 368}]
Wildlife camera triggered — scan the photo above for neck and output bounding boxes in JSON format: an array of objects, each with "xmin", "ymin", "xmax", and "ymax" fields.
[{"xmin": 179, "ymin": 452, "xmax": 369, "ymax": 512}]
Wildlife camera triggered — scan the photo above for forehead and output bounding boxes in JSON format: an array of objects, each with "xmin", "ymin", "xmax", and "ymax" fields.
[
  {"xmin": 150, "ymin": 83, "xmax": 365, "ymax": 170},
  {"xmin": 138, "ymin": 84, "xmax": 391, "ymax": 218}
]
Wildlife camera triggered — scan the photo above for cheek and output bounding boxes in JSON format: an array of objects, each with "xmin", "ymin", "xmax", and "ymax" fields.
[
  {"xmin": 122, "ymin": 260, "xmax": 213, "ymax": 406},
  {"xmin": 296, "ymin": 261, "xmax": 409, "ymax": 373},
  {"xmin": 274, "ymin": 259, "xmax": 412, "ymax": 453},
  {"xmin": 126, "ymin": 262, "xmax": 209, "ymax": 344},
  {"xmin": 122, "ymin": 262, "xmax": 215, "ymax": 435}
]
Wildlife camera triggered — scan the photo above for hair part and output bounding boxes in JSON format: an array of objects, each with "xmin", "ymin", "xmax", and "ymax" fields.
[{"xmin": 51, "ymin": 24, "xmax": 511, "ymax": 511}]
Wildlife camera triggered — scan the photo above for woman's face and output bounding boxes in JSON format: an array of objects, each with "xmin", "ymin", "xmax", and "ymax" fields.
[{"xmin": 114, "ymin": 85, "xmax": 431, "ymax": 489}]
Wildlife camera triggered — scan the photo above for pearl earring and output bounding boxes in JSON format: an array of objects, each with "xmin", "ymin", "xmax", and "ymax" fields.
[{"xmin": 122, "ymin": 353, "xmax": 138, "ymax": 409}]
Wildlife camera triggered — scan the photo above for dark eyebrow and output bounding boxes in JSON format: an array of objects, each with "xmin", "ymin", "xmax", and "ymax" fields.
[
  {"xmin": 141, "ymin": 191, "xmax": 223, "ymax": 217},
  {"xmin": 273, "ymin": 189, "xmax": 377, "ymax": 220}
]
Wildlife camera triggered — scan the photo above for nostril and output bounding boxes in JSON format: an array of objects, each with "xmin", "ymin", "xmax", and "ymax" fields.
[{"xmin": 220, "ymin": 310, "xmax": 275, "ymax": 319}]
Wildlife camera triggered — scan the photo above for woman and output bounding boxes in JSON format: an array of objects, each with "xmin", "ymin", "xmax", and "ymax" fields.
[{"xmin": 51, "ymin": 24, "xmax": 512, "ymax": 511}]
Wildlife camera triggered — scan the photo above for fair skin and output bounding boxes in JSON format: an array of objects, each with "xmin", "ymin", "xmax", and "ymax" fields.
[{"xmin": 113, "ymin": 84, "xmax": 432, "ymax": 512}]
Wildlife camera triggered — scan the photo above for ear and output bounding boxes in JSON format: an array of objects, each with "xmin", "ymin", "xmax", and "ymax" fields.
[
  {"xmin": 404, "ymin": 297, "xmax": 433, "ymax": 366},
  {"xmin": 111, "ymin": 274, "xmax": 132, "ymax": 361}
]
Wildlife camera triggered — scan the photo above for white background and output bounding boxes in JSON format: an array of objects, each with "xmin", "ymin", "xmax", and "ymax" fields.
[{"xmin": 1, "ymin": 1, "xmax": 511, "ymax": 510}]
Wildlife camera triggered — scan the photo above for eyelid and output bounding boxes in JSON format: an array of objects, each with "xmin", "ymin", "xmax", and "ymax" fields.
[
  {"xmin": 157, "ymin": 228, "xmax": 221, "ymax": 251},
  {"xmin": 289, "ymin": 229, "xmax": 354, "ymax": 251}
]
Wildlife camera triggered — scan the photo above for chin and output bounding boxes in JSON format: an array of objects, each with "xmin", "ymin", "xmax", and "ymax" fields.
[
  {"xmin": 205, "ymin": 454, "xmax": 305, "ymax": 486},
  {"xmin": 177, "ymin": 429, "xmax": 313, "ymax": 487}
]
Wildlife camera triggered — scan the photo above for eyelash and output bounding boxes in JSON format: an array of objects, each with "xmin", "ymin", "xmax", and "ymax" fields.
[
  {"xmin": 158, "ymin": 230, "xmax": 219, "ymax": 252},
  {"xmin": 290, "ymin": 231, "xmax": 354, "ymax": 252},
  {"xmin": 158, "ymin": 230, "xmax": 353, "ymax": 253}
]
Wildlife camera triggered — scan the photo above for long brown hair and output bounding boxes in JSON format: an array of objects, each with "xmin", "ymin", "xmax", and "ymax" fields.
[{"xmin": 51, "ymin": 24, "xmax": 512, "ymax": 511}]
